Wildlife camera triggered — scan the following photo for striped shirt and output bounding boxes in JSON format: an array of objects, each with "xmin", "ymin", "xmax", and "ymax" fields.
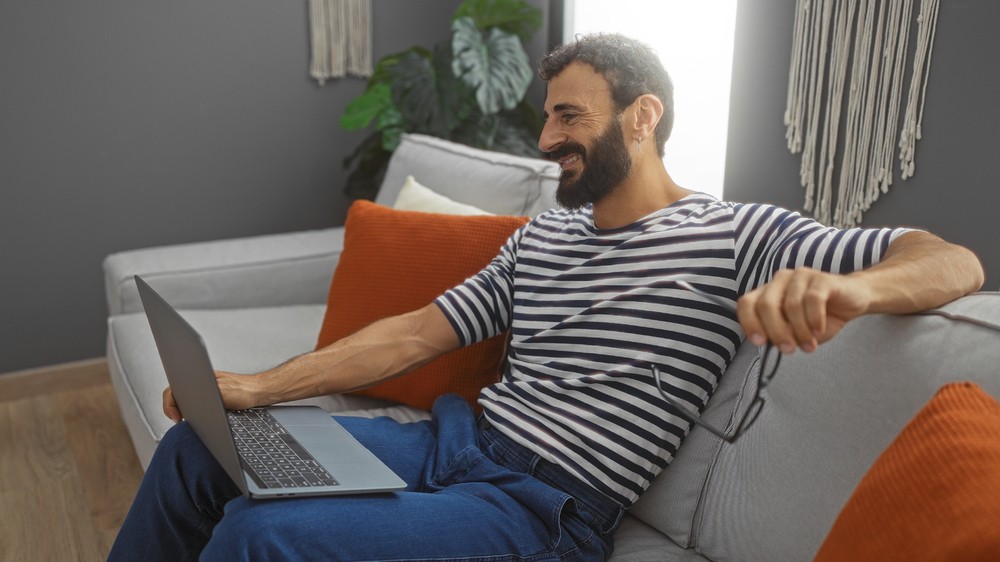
[{"xmin": 434, "ymin": 193, "xmax": 908, "ymax": 507}]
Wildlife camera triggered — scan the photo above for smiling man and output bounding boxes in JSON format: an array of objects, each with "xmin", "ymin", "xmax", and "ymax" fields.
[{"xmin": 109, "ymin": 33, "xmax": 983, "ymax": 562}]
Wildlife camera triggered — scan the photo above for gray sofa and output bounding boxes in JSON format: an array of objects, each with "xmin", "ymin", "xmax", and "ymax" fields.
[{"xmin": 105, "ymin": 133, "xmax": 1000, "ymax": 561}]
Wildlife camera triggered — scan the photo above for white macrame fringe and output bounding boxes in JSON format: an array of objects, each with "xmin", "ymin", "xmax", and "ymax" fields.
[
  {"xmin": 785, "ymin": 0, "xmax": 940, "ymax": 228},
  {"xmin": 309, "ymin": 0, "xmax": 372, "ymax": 84}
]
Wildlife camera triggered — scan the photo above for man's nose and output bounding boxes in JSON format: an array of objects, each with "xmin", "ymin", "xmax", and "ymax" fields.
[{"xmin": 537, "ymin": 121, "xmax": 564, "ymax": 155}]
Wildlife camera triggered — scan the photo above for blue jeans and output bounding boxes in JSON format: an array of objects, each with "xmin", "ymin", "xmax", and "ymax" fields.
[{"xmin": 108, "ymin": 395, "xmax": 623, "ymax": 561}]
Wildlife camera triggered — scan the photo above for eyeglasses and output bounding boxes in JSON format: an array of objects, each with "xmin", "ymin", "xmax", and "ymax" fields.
[
  {"xmin": 656, "ymin": 278, "xmax": 782, "ymax": 444},
  {"xmin": 652, "ymin": 344, "xmax": 781, "ymax": 444}
]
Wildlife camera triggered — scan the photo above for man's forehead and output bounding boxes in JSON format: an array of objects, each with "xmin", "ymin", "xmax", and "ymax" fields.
[{"xmin": 543, "ymin": 62, "xmax": 612, "ymax": 114}]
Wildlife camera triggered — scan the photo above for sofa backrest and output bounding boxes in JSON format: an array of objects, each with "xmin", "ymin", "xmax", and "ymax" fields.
[
  {"xmin": 376, "ymin": 134, "xmax": 560, "ymax": 217},
  {"xmin": 632, "ymin": 292, "xmax": 1000, "ymax": 562}
]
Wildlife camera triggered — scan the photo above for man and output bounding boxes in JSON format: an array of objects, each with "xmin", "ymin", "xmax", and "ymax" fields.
[{"xmin": 109, "ymin": 34, "xmax": 983, "ymax": 561}]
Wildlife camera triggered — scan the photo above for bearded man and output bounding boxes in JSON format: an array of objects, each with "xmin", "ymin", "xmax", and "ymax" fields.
[{"xmin": 109, "ymin": 33, "xmax": 983, "ymax": 562}]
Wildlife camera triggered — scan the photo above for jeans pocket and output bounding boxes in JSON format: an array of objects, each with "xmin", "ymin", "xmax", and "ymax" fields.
[
  {"xmin": 429, "ymin": 445, "xmax": 485, "ymax": 489},
  {"xmin": 550, "ymin": 497, "xmax": 611, "ymax": 561}
]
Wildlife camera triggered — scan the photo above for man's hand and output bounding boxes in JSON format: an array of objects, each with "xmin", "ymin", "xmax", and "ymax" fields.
[
  {"xmin": 163, "ymin": 386, "xmax": 182, "ymax": 423},
  {"xmin": 161, "ymin": 371, "xmax": 266, "ymax": 423},
  {"xmin": 738, "ymin": 267, "xmax": 872, "ymax": 354},
  {"xmin": 737, "ymin": 231, "xmax": 984, "ymax": 354}
]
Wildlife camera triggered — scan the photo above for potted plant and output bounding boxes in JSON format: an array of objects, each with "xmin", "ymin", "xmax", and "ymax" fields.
[{"xmin": 339, "ymin": 0, "xmax": 544, "ymax": 200}]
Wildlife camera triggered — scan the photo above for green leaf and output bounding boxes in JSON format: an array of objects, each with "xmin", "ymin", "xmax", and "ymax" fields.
[
  {"xmin": 491, "ymin": 116, "xmax": 542, "ymax": 157},
  {"xmin": 391, "ymin": 46, "xmax": 471, "ymax": 138},
  {"xmin": 453, "ymin": 0, "xmax": 542, "ymax": 42},
  {"xmin": 430, "ymin": 42, "xmax": 474, "ymax": 132},
  {"xmin": 368, "ymin": 46, "xmax": 432, "ymax": 88},
  {"xmin": 452, "ymin": 112, "xmax": 499, "ymax": 149},
  {"xmin": 390, "ymin": 51, "xmax": 444, "ymax": 135},
  {"xmin": 340, "ymin": 82, "xmax": 394, "ymax": 131},
  {"xmin": 451, "ymin": 17, "xmax": 532, "ymax": 115},
  {"xmin": 376, "ymin": 105, "xmax": 403, "ymax": 151}
]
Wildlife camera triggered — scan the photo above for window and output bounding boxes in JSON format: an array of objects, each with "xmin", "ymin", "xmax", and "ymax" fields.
[{"xmin": 565, "ymin": 1, "xmax": 738, "ymax": 199}]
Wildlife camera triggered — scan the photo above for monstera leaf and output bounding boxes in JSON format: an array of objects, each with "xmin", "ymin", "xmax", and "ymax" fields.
[
  {"xmin": 453, "ymin": 0, "xmax": 542, "ymax": 42},
  {"xmin": 391, "ymin": 45, "xmax": 472, "ymax": 139},
  {"xmin": 451, "ymin": 16, "xmax": 532, "ymax": 115}
]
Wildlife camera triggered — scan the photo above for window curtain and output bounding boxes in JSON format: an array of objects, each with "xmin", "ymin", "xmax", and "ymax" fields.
[{"xmin": 309, "ymin": 0, "xmax": 373, "ymax": 84}]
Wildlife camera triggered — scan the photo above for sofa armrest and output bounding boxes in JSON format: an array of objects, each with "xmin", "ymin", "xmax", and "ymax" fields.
[{"xmin": 103, "ymin": 227, "xmax": 344, "ymax": 316}]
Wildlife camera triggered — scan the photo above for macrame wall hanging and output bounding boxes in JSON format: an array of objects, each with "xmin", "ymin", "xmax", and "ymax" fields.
[
  {"xmin": 308, "ymin": 0, "xmax": 373, "ymax": 84},
  {"xmin": 785, "ymin": 0, "xmax": 941, "ymax": 228}
]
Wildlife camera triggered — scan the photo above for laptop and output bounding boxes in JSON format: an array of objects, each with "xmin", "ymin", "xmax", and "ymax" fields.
[{"xmin": 135, "ymin": 275, "xmax": 406, "ymax": 499}]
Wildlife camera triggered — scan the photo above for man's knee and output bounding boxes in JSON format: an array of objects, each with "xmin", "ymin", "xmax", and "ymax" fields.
[
  {"xmin": 202, "ymin": 499, "xmax": 302, "ymax": 561},
  {"xmin": 157, "ymin": 421, "xmax": 200, "ymax": 454}
]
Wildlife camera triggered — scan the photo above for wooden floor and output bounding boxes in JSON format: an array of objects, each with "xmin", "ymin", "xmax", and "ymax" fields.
[{"xmin": 0, "ymin": 360, "xmax": 143, "ymax": 562}]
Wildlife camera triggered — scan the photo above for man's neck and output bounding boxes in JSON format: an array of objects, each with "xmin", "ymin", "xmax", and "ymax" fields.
[{"xmin": 591, "ymin": 159, "xmax": 692, "ymax": 230}]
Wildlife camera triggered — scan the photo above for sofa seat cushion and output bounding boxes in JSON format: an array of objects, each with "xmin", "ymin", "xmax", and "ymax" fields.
[
  {"xmin": 108, "ymin": 304, "xmax": 423, "ymax": 469},
  {"xmin": 607, "ymin": 516, "xmax": 708, "ymax": 562}
]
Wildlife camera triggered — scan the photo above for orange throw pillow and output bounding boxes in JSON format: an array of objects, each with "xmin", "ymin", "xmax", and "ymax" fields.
[
  {"xmin": 814, "ymin": 382, "xmax": 1000, "ymax": 562},
  {"xmin": 316, "ymin": 200, "xmax": 529, "ymax": 410}
]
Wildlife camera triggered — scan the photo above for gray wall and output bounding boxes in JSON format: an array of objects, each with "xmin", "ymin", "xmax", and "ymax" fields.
[
  {"xmin": 0, "ymin": 0, "xmax": 557, "ymax": 374},
  {"xmin": 0, "ymin": 1, "xmax": 476, "ymax": 373},
  {"xmin": 725, "ymin": 0, "xmax": 999, "ymax": 289}
]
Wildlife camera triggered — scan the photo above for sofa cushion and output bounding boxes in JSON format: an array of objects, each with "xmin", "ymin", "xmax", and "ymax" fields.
[
  {"xmin": 103, "ymin": 228, "xmax": 344, "ymax": 316},
  {"xmin": 375, "ymin": 133, "xmax": 559, "ymax": 217},
  {"xmin": 814, "ymin": 381, "xmax": 1000, "ymax": 562},
  {"xmin": 315, "ymin": 201, "xmax": 529, "ymax": 411},
  {"xmin": 693, "ymin": 293, "xmax": 1000, "ymax": 562},
  {"xmin": 393, "ymin": 175, "xmax": 493, "ymax": 216},
  {"xmin": 628, "ymin": 338, "xmax": 762, "ymax": 547},
  {"xmin": 608, "ymin": 516, "xmax": 709, "ymax": 562}
]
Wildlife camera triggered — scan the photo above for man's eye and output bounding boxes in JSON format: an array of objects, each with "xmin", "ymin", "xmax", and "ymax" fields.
[{"xmin": 561, "ymin": 114, "xmax": 578, "ymax": 124}]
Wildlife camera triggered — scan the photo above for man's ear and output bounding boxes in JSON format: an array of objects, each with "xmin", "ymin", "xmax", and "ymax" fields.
[{"xmin": 629, "ymin": 94, "xmax": 663, "ymax": 143}]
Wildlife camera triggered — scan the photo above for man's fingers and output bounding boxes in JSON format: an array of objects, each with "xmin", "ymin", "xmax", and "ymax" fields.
[
  {"xmin": 736, "ymin": 292, "xmax": 767, "ymax": 346},
  {"xmin": 784, "ymin": 272, "xmax": 826, "ymax": 352},
  {"xmin": 738, "ymin": 268, "xmax": 873, "ymax": 353},
  {"xmin": 162, "ymin": 387, "xmax": 182, "ymax": 423},
  {"xmin": 802, "ymin": 281, "xmax": 829, "ymax": 345},
  {"xmin": 740, "ymin": 269, "xmax": 833, "ymax": 353},
  {"xmin": 739, "ymin": 270, "xmax": 796, "ymax": 352}
]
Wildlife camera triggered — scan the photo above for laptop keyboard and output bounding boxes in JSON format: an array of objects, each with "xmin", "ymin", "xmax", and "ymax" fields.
[{"xmin": 228, "ymin": 409, "xmax": 339, "ymax": 489}]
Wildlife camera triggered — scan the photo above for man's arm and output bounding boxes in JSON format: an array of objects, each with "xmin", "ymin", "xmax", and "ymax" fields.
[
  {"xmin": 737, "ymin": 231, "xmax": 984, "ymax": 354},
  {"xmin": 163, "ymin": 303, "xmax": 461, "ymax": 422}
]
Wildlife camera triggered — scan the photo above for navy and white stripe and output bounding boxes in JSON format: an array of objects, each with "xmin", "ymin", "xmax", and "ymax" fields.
[{"xmin": 435, "ymin": 194, "xmax": 908, "ymax": 507}]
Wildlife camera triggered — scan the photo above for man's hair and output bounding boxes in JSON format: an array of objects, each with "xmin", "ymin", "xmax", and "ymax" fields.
[{"xmin": 538, "ymin": 33, "xmax": 675, "ymax": 158}]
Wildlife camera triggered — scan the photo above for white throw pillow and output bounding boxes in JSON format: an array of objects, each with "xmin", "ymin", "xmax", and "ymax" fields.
[{"xmin": 392, "ymin": 175, "xmax": 494, "ymax": 216}]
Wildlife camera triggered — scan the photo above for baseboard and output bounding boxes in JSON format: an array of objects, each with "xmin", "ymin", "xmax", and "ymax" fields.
[{"xmin": 0, "ymin": 358, "xmax": 109, "ymax": 401}]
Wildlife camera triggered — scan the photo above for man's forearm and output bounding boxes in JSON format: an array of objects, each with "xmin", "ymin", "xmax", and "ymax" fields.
[
  {"xmin": 736, "ymin": 230, "xmax": 984, "ymax": 354},
  {"xmin": 250, "ymin": 303, "xmax": 461, "ymax": 406},
  {"xmin": 854, "ymin": 230, "xmax": 984, "ymax": 315}
]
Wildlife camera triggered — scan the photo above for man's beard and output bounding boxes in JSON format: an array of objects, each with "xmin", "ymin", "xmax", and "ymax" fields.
[{"xmin": 551, "ymin": 116, "xmax": 633, "ymax": 209}]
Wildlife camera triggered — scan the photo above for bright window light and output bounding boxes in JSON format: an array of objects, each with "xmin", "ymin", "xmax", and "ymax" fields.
[{"xmin": 565, "ymin": 1, "xmax": 738, "ymax": 199}]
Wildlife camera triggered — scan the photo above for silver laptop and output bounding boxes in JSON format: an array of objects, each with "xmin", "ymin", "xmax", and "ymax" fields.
[{"xmin": 135, "ymin": 275, "xmax": 406, "ymax": 499}]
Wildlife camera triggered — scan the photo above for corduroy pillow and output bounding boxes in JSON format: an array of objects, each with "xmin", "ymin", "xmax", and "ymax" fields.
[
  {"xmin": 814, "ymin": 382, "xmax": 1000, "ymax": 562},
  {"xmin": 316, "ymin": 200, "xmax": 529, "ymax": 410}
]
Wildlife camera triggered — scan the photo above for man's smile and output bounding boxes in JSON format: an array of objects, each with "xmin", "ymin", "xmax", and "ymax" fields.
[{"xmin": 558, "ymin": 154, "xmax": 582, "ymax": 169}]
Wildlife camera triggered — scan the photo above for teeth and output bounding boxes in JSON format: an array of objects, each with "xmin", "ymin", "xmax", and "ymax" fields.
[{"xmin": 561, "ymin": 155, "xmax": 580, "ymax": 167}]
